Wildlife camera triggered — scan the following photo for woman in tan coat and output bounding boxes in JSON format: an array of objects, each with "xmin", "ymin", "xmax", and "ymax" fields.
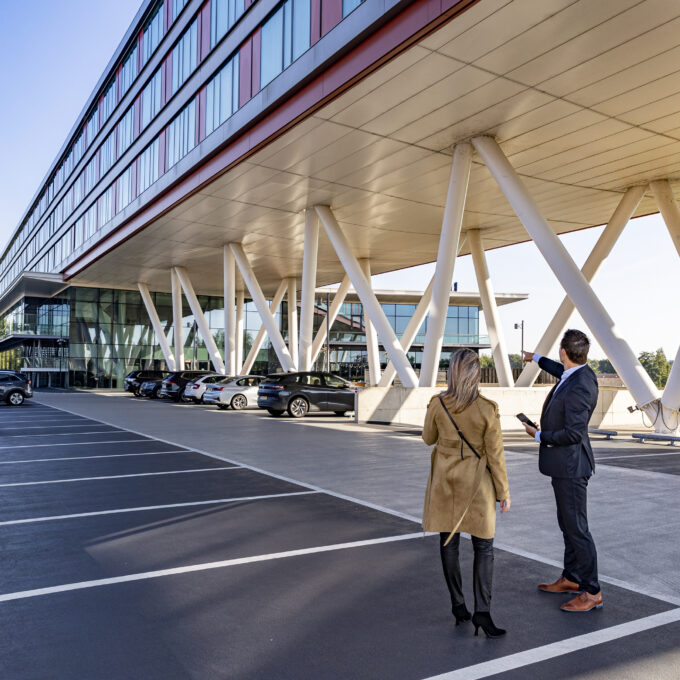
[{"xmin": 422, "ymin": 349, "xmax": 510, "ymax": 638}]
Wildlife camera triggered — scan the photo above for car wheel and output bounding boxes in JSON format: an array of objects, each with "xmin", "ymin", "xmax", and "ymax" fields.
[
  {"xmin": 134, "ymin": 388, "xmax": 142, "ymax": 397},
  {"xmin": 287, "ymin": 397, "xmax": 309, "ymax": 418},
  {"xmin": 174, "ymin": 389, "xmax": 184, "ymax": 402},
  {"xmin": 7, "ymin": 391, "xmax": 24, "ymax": 406},
  {"xmin": 231, "ymin": 394, "xmax": 247, "ymax": 410},
  {"xmin": 218, "ymin": 404, "xmax": 228, "ymax": 410},
  {"xmin": 267, "ymin": 409, "xmax": 284, "ymax": 417},
  {"xmin": 151, "ymin": 388, "xmax": 159, "ymax": 399},
  {"xmin": 334, "ymin": 411, "xmax": 347, "ymax": 417}
]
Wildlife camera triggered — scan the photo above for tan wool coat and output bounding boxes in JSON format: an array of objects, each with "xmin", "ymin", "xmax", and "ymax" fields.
[{"xmin": 422, "ymin": 394, "xmax": 510, "ymax": 539}]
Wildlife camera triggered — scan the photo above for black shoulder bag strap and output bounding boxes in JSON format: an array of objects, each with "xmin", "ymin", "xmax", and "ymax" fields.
[{"xmin": 438, "ymin": 395, "xmax": 482, "ymax": 462}]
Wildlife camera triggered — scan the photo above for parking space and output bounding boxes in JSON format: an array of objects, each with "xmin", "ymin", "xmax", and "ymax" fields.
[{"xmin": 1, "ymin": 398, "xmax": 678, "ymax": 679}]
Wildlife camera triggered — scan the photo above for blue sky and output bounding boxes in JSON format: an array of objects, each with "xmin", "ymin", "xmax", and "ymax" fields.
[{"xmin": 1, "ymin": 1, "xmax": 677, "ymax": 362}]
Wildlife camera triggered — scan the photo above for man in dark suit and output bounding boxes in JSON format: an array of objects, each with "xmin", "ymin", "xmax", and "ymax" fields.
[{"xmin": 522, "ymin": 329, "xmax": 602, "ymax": 612}]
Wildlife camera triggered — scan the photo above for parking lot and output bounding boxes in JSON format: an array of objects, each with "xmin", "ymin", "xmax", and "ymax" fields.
[{"xmin": 0, "ymin": 394, "xmax": 679, "ymax": 679}]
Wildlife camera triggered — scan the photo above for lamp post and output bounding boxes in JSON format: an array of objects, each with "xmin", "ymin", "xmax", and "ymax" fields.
[{"xmin": 514, "ymin": 320, "xmax": 525, "ymax": 356}]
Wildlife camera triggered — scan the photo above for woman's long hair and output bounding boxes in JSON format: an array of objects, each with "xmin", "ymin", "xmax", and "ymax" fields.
[{"xmin": 440, "ymin": 348, "xmax": 481, "ymax": 413}]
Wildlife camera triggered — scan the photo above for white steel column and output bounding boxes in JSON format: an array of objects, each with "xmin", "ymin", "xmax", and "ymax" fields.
[
  {"xmin": 138, "ymin": 283, "xmax": 176, "ymax": 370},
  {"xmin": 315, "ymin": 205, "xmax": 418, "ymax": 388},
  {"xmin": 311, "ymin": 275, "xmax": 351, "ymax": 365},
  {"xmin": 241, "ymin": 280, "xmax": 286, "ymax": 375},
  {"xmin": 650, "ymin": 180, "xmax": 680, "ymax": 419},
  {"xmin": 468, "ymin": 229, "xmax": 514, "ymax": 387},
  {"xmin": 419, "ymin": 143, "xmax": 473, "ymax": 387},
  {"xmin": 223, "ymin": 246, "xmax": 236, "ymax": 375},
  {"xmin": 230, "ymin": 243, "xmax": 296, "ymax": 373},
  {"xmin": 516, "ymin": 185, "xmax": 646, "ymax": 387},
  {"xmin": 287, "ymin": 278, "xmax": 299, "ymax": 370},
  {"xmin": 171, "ymin": 269, "xmax": 185, "ymax": 371},
  {"xmin": 299, "ymin": 209, "xmax": 319, "ymax": 371},
  {"xmin": 472, "ymin": 136, "xmax": 658, "ymax": 410},
  {"xmin": 360, "ymin": 260, "xmax": 381, "ymax": 385},
  {"xmin": 173, "ymin": 266, "xmax": 226, "ymax": 375},
  {"xmin": 235, "ymin": 290, "xmax": 244, "ymax": 373},
  {"xmin": 378, "ymin": 275, "xmax": 435, "ymax": 387}
]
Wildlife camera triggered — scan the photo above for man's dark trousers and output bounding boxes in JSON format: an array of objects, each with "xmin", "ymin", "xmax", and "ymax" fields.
[{"xmin": 538, "ymin": 356, "xmax": 600, "ymax": 595}]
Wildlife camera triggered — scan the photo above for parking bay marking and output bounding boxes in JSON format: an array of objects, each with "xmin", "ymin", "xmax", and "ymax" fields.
[
  {"xmin": 0, "ymin": 450, "xmax": 192, "ymax": 465},
  {"xmin": 0, "ymin": 430, "xmax": 134, "ymax": 439},
  {"xmin": 0, "ymin": 438, "xmax": 152, "ymax": 450},
  {"xmin": 0, "ymin": 424, "xmax": 115, "ymax": 431},
  {"xmin": 0, "ymin": 531, "xmax": 423, "ymax": 602},
  {"xmin": 0, "ymin": 466, "xmax": 242, "ymax": 487}
]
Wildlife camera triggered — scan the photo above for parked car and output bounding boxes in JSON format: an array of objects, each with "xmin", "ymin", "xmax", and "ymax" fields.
[
  {"xmin": 0, "ymin": 371, "xmax": 33, "ymax": 406},
  {"xmin": 204, "ymin": 375, "xmax": 265, "ymax": 409},
  {"xmin": 183, "ymin": 374, "xmax": 230, "ymax": 403},
  {"xmin": 160, "ymin": 370, "xmax": 215, "ymax": 402},
  {"xmin": 139, "ymin": 377, "xmax": 166, "ymax": 398},
  {"xmin": 257, "ymin": 372, "xmax": 355, "ymax": 418},
  {"xmin": 124, "ymin": 370, "xmax": 172, "ymax": 395}
]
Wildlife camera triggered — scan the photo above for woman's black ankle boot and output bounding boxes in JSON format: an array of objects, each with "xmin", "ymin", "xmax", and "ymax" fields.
[
  {"xmin": 452, "ymin": 603, "xmax": 471, "ymax": 625},
  {"xmin": 472, "ymin": 612, "xmax": 506, "ymax": 638}
]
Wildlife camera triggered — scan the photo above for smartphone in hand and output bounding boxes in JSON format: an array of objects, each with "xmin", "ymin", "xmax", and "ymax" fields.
[{"xmin": 516, "ymin": 412, "xmax": 538, "ymax": 429}]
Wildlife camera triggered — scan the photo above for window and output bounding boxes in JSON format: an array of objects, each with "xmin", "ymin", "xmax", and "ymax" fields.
[
  {"xmin": 324, "ymin": 374, "xmax": 347, "ymax": 388},
  {"xmin": 101, "ymin": 80, "xmax": 116, "ymax": 123},
  {"xmin": 142, "ymin": 69, "xmax": 162, "ymax": 129},
  {"xmin": 85, "ymin": 156, "xmax": 98, "ymax": 194},
  {"xmin": 171, "ymin": 20, "xmax": 198, "ymax": 95},
  {"xmin": 117, "ymin": 165, "xmax": 134, "ymax": 212},
  {"xmin": 211, "ymin": 0, "xmax": 245, "ymax": 47},
  {"xmin": 167, "ymin": 99, "xmax": 196, "ymax": 168},
  {"xmin": 84, "ymin": 203, "xmax": 98, "ymax": 240},
  {"xmin": 118, "ymin": 106, "xmax": 134, "ymax": 156},
  {"xmin": 73, "ymin": 175, "xmax": 83, "ymax": 208},
  {"xmin": 342, "ymin": 0, "xmax": 363, "ymax": 17},
  {"xmin": 85, "ymin": 109, "xmax": 99, "ymax": 147},
  {"xmin": 171, "ymin": 0, "xmax": 189, "ymax": 22},
  {"xmin": 100, "ymin": 131, "xmax": 116, "ymax": 177},
  {"xmin": 99, "ymin": 185, "xmax": 114, "ymax": 227},
  {"xmin": 142, "ymin": 2, "xmax": 164, "ymax": 65},
  {"xmin": 205, "ymin": 53, "xmax": 239, "ymax": 136},
  {"xmin": 139, "ymin": 138, "xmax": 160, "ymax": 193},
  {"xmin": 261, "ymin": 0, "xmax": 310, "ymax": 89},
  {"xmin": 73, "ymin": 132, "xmax": 84, "ymax": 166},
  {"xmin": 120, "ymin": 46, "xmax": 138, "ymax": 97}
]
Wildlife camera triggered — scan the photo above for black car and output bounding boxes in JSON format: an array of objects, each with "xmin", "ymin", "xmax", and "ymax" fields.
[
  {"xmin": 139, "ymin": 377, "xmax": 167, "ymax": 398},
  {"xmin": 124, "ymin": 370, "xmax": 172, "ymax": 395},
  {"xmin": 257, "ymin": 372, "xmax": 355, "ymax": 418},
  {"xmin": 160, "ymin": 371, "xmax": 215, "ymax": 402},
  {"xmin": 0, "ymin": 371, "xmax": 33, "ymax": 406}
]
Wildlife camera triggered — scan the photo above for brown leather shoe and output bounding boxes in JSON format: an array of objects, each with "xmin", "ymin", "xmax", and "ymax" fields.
[
  {"xmin": 560, "ymin": 591, "xmax": 603, "ymax": 612},
  {"xmin": 538, "ymin": 576, "xmax": 580, "ymax": 593}
]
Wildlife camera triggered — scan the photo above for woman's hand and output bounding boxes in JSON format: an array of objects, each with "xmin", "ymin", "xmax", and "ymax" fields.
[{"xmin": 500, "ymin": 497, "xmax": 511, "ymax": 513}]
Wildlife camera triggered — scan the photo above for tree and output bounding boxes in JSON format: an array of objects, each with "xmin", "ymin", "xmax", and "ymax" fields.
[
  {"xmin": 479, "ymin": 355, "xmax": 494, "ymax": 369},
  {"xmin": 638, "ymin": 348, "xmax": 671, "ymax": 389},
  {"xmin": 588, "ymin": 358, "xmax": 615, "ymax": 374},
  {"xmin": 508, "ymin": 353, "xmax": 523, "ymax": 369}
]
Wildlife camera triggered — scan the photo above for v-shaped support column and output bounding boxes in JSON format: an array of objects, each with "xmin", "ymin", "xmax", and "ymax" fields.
[
  {"xmin": 138, "ymin": 283, "xmax": 176, "ymax": 371},
  {"xmin": 311, "ymin": 275, "xmax": 351, "ymax": 366},
  {"xmin": 171, "ymin": 269, "xmax": 185, "ymax": 371}
]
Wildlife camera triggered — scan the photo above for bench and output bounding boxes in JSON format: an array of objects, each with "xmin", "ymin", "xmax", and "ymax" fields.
[
  {"xmin": 588, "ymin": 428, "xmax": 618, "ymax": 440},
  {"xmin": 632, "ymin": 433, "xmax": 680, "ymax": 446}
]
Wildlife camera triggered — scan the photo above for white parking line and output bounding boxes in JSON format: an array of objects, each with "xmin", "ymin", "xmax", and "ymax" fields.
[
  {"xmin": 0, "ymin": 450, "xmax": 190, "ymax": 465},
  {"xmin": 0, "ymin": 490, "xmax": 319, "ymax": 526},
  {"xmin": 0, "ymin": 466, "xmax": 241, "ymax": 487},
  {"xmin": 0, "ymin": 424, "xmax": 109, "ymax": 430},
  {"xmin": 596, "ymin": 451, "xmax": 680, "ymax": 461},
  {"xmin": 0, "ymin": 438, "xmax": 151, "ymax": 450},
  {"xmin": 0, "ymin": 531, "xmax": 423, "ymax": 602},
  {"xmin": 0, "ymin": 430, "xmax": 128, "ymax": 439},
  {"xmin": 422, "ymin": 608, "xmax": 680, "ymax": 680}
]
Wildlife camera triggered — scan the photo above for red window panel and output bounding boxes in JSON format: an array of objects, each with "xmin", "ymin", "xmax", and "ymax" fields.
[
  {"xmin": 137, "ymin": 31, "xmax": 144, "ymax": 72},
  {"xmin": 163, "ymin": 55, "xmax": 172, "ymax": 105},
  {"xmin": 245, "ymin": 0, "xmax": 254, "ymax": 7},
  {"xmin": 321, "ymin": 0, "xmax": 342, "ymax": 37},
  {"xmin": 158, "ymin": 129, "xmax": 167, "ymax": 177},
  {"xmin": 198, "ymin": 88, "xmax": 207, "ymax": 143},
  {"xmin": 198, "ymin": 1, "xmax": 211, "ymax": 62},
  {"xmin": 311, "ymin": 0, "xmax": 321, "ymax": 44},
  {"xmin": 164, "ymin": 0, "xmax": 172, "ymax": 32},
  {"xmin": 239, "ymin": 38, "xmax": 253, "ymax": 108},
  {"xmin": 251, "ymin": 28, "xmax": 261, "ymax": 97}
]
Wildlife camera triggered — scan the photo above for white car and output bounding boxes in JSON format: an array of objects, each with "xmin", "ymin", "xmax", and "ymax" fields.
[
  {"xmin": 203, "ymin": 375, "xmax": 265, "ymax": 410},
  {"xmin": 183, "ymin": 374, "xmax": 232, "ymax": 403}
]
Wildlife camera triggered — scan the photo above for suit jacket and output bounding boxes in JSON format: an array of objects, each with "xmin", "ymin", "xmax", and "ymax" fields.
[{"xmin": 538, "ymin": 356, "xmax": 598, "ymax": 478}]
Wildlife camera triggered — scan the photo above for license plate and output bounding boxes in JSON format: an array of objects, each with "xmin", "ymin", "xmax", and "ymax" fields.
[{"xmin": 260, "ymin": 395, "xmax": 268, "ymax": 400}]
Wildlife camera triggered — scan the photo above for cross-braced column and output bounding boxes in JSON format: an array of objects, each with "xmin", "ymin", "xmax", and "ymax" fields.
[
  {"xmin": 472, "ymin": 135, "xmax": 658, "ymax": 412},
  {"xmin": 299, "ymin": 209, "xmax": 319, "ymax": 371},
  {"xmin": 287, "ymin": 278, "xmax": 299, "ymax": 370},
  {"xmin": 516, "ymin": 185, "xmax": 646, "ymax": 387},
  {"xmin": 360, "ymin": 259, "xmax": 381, "ymax": 385},
  {"xmin": 236, "ymin": 290, "xmax": 244, "ymax": 373},
  {"xmin": 173, "ymin": 266, "xmax": 226, "ymax": 374},
  {"xmin": 468, "ymin": 229, "xmax": 514, "ymax": 387},
  {"xmin": 314, "ymin": 205, "xmax": 419, "ymax": 388},
  {"xmin": 241, "ymin": 280, "xmax": 286, "ymax": 375},
  {"xmin": 311, "ymin": 275, "xmax": 351, "ymax": 366},
  {"xmin": 420, "ymin": 143, "xmax": 473, "ymax": 386},
  {"xmin": 223, "ymin": 246, "xmax": 236, "ymax": 375},
  {"xmin": 230, "ymin": 243, "xmax": 296, "ymax": 373},
  {"xmin": 138, "ymin": 283, "xmax": 176, "ymax": 370},
  {"xmin": 650, "ymin": 180, "xmax": 680, "ymax": 423},
  {"xmin": 171, "ymin": 268, "xmax": 185, "ymax": 371}
]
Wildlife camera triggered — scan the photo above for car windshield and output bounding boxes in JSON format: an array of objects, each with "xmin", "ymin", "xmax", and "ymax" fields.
[{"xmin": 216, "ymin": 377, "xmax": 237, "ymax": 385}]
